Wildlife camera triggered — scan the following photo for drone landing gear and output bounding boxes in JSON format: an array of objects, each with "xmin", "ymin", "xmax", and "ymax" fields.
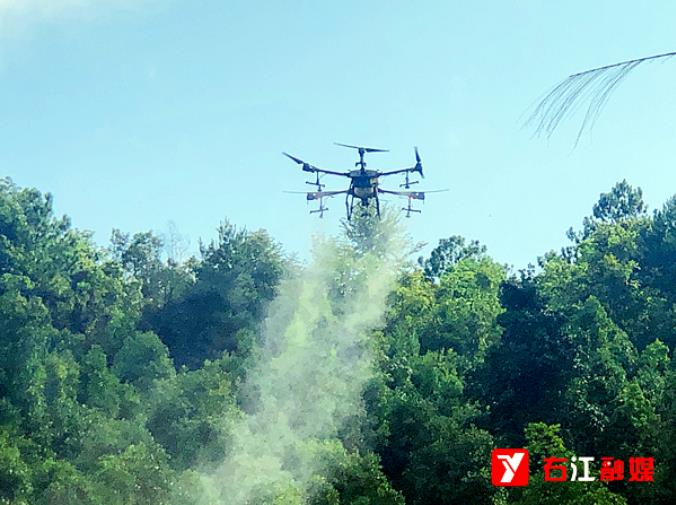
[
  {"xmin": 403, "ymin": 197, "xmax": 422, "ymax": 218},
  {"xmin": 306, "ymin": 172, "xmax": 325, "ymax": 191},
  {"xmin": 400, "ymin": 171, "xmax": 419, "ymax": 189},
  {"xmin": 310, "ymin": 204, "xmax": 328, "ymax": 218}
]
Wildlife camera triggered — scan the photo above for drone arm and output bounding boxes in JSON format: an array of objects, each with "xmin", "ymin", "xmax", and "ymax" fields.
[
  {"xmin": 283, "ymin": 152, "xmax": 350, "ymax": 177},
  {"xmin": 378, "ymin": 167, "xmax": 417, "ymax": 177},
  {"xmin": 312, "ymin": 168, "xmax": 351, "ymax": 177}
]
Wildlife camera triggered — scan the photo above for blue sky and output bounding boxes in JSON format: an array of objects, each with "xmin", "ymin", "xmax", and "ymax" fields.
[{"xmin": 2, "ymin": 0, "xmax": 675, "ymax": 268}]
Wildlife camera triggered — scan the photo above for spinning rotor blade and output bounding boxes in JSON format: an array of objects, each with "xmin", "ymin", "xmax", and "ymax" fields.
[
  {"xmin": 378, "ymin": 189, "xmax": 425, "ymax": 200},
  {"xmin": 283, "ymin": 190, "xmax": 348, "ymax": 198},
  {"xmin": 334, "ymin": 142, "xmax": 389, "ymax": 153},
  {"xmin": 378, "ymin": 189, "xmax": 448, "ymax": 200},
  {"xmin": 282, "ymin": 152, "xmax": 305, "ymax": 165},
  {"xmin": 305, "ymin": 190, "xmax": 348, "ymax": 201}
]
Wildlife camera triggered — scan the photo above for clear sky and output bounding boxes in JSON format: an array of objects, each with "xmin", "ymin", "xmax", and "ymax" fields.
[{"xmin": 2, "ymin": 0, "xmax": 675, "ymax": 268}]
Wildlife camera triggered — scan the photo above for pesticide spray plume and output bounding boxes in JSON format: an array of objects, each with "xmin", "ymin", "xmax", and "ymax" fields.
[
  {"xmin": 184, "ymin": 207, "xmax": 409, "ymax": 504},
  {"xmin": 527, "ymin": 50, "xmax": 676, "ymax": 143}
]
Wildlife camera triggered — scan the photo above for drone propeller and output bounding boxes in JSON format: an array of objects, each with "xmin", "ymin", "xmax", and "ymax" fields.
[
  {"xmin": 284, "ymin": 189, "xmax": 347, "ymax": 218},
  {"xmin": 283, "ymin": 190, "xmax": 348, "ymax": 200},
  {"xmin": 377, "ymin": 147, "xmax": 424, "ymax": 179},
  {"xmin": 283, "ymin": 152, "xmax": 304, "ymax": 164},
  {"xmin": 414, "ymin": 146, "xmax": 424, "ymax": 178},
  {"xmin": 378, "ymin": 189, "xmax": 448, "ymax": 200},
  {"xmin": 334, "ymin": 142, "xmax": 389, "ymax": 153},
  {"xmin": 282, "ymin": 152, "xmax": 315, "ymax": 172}
]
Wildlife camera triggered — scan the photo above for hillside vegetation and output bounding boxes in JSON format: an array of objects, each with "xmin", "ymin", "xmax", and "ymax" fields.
[{"xmin": 0, "ymin": 177, "xmax": 673, "ymax": 504}]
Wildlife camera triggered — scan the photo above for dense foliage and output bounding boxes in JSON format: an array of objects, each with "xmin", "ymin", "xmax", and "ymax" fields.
[{"xmin": 0, "ymin": 177, "xmax": 673, "ymax": 504}]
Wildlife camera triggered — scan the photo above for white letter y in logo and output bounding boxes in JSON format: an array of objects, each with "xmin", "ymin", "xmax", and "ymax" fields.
[{"xmin": 498, "ymin": 452, "xmax": 525, "ymax": 483}]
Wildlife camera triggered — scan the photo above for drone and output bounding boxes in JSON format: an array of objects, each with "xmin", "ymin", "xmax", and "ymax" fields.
[{"xmin": 283, "ymin": 143, "xmax": 446, "ymax": 219}]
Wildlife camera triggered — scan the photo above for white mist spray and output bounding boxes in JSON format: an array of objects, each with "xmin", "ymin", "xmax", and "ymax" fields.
[{"xmin": 196, "ymin": 214, "xmax": 405, "ymax": 504}]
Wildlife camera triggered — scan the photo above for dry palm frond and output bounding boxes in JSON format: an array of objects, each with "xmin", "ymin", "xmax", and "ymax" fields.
[{"xmin": 528, "ymin": 51, "xmax": 676, "ymax": 143}]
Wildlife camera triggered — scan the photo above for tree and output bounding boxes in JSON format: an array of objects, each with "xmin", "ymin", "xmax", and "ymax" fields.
[
  {"xmin": 422, "ymin": 257, "xmax": 505, "ymax": 364},
  {"xmin": 512, "ymin": 423, "xmax": 627, "ymax": 505},
  {"xmin": 639, "ymin": 196, "xmax": 676, "ymax": 305},
  {"xmin": 565, "ymin": 180, "xmax": 648, "ymax": 244},
  {"xmin": 310, "ymin": 444, "xmax": 405, "ymax": 505},
  {"xmin": 375, "ymin": 349, "xmax": 495, "ymax": 505},
  {"xmin": 146, "ymin": 357, "xmax": 239, "ymax": 470},
  {"xmin": 144, "ymin": 220, "xmax": 284, "ymax": 368},
  {"xmin": 93, "ymin": 442, "xmax": 173, "ymax": 505},
  {"xmin": 592, "ymin": 180, "xmax": 647, "ymax": 223},
  {"xmin": 0, "ymin": 429, "xmax": 33, "ymax": 503},
  {"xmin": 2, "ymin": 177, "xmax": 674, "ymax": 504},
  {"xmin": 112, "ymin": 332, "xmax": 175, "ymax": 391},
  {"xmin": 419, "ymin": 236, "xmax": 486, "ymax": 281},
  {"xmin": 477, "ymin": 275, "xmax": 572, "ymax": 442}
]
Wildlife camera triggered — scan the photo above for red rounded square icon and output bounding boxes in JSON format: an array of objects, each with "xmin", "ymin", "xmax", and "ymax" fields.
[{"xmin": 491, "ymin": 448, "xmax": 529, "ymax": 486}]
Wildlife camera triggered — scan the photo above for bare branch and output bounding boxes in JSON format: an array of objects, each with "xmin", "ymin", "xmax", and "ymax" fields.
[{"xmin": 528, "ymin": 51, "xmax": 676, "ymax": 142}]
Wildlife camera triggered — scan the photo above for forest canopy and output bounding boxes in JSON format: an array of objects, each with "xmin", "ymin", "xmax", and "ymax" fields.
[{"xmin": 0, "ymin": 176, "xmax": 673, "ymax": 504}]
